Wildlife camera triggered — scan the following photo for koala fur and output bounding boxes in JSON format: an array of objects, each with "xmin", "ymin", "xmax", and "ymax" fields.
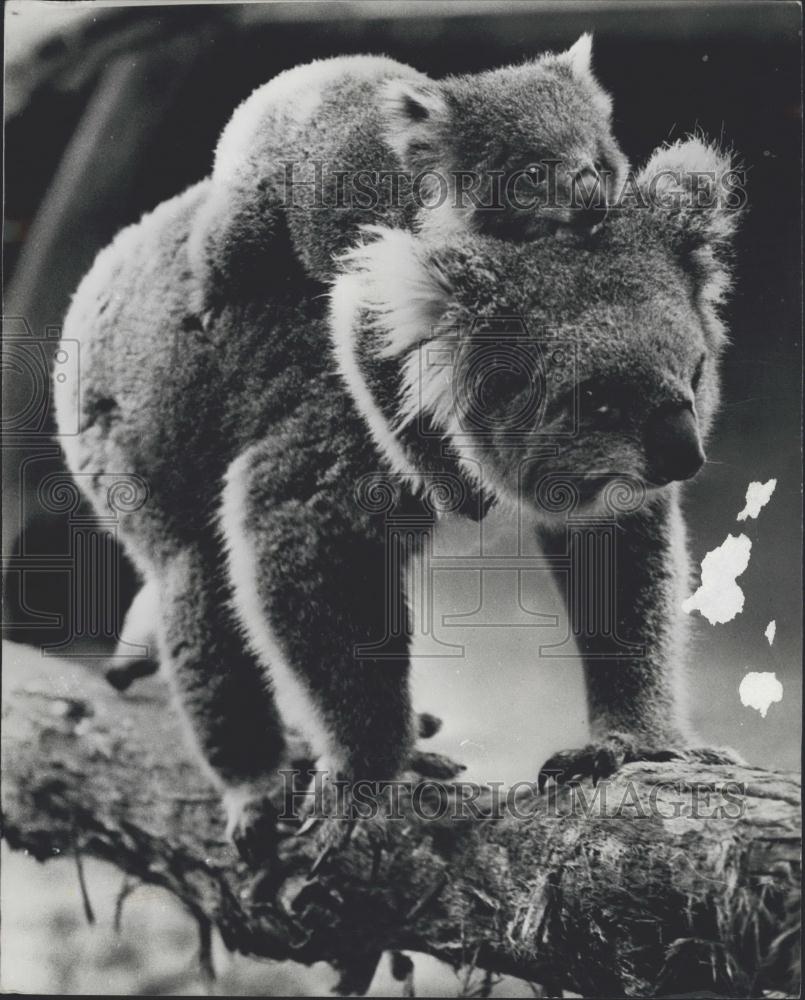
[
  {"xmin": 55, "ymin": 138, "xmax": 741, "ymax": 846},
  {"xmin": 190, "ymin": 36, "xmax": 627, "ymax": 298}
]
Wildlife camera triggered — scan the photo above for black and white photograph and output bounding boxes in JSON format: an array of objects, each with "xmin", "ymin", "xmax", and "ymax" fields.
[{"xmin": 1, "ymin": 1, "xmax": 802, "ymax": 996}]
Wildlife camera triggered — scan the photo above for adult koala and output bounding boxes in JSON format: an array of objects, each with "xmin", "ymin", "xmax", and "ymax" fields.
[{"xmin": 55, "ymin": 138, "xmax": 743, "ymax": 856}]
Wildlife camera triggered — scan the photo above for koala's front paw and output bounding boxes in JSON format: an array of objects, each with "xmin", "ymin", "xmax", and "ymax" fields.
[
  {"xmin": 537, "ymin": 732, "xmax": 683, "ymax": 793},
  {"xmin": 537, "ymin": 734, "xmax": 746, "ymax": 793},
  {"xmin": 224, "ymin": 787, "xmax": 284, "ymax": 867},
  {"xmin": 676, "ymin": 744, "xmax": 746, "ymax": 767}
]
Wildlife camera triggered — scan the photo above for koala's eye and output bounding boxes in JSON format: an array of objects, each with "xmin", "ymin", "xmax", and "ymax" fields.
[
  {"xmin": 691, "ymin": 353, "xmax": 706, "ymax": 392},
  {"xmin": 480, "ymin": 366, "xmax": 531, "ymax": 403},
  {"xmin": 523, "ymin": 162, "xmax": 547, "ymax": 184},
  {"xmin": 580, "ymin": 383, "xmax": 621, "ymax": 427}
]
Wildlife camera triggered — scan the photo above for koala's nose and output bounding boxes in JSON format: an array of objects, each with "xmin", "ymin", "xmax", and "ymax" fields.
[
  {"xmin": 571, "ymin": 166, "xmax": 608, "ymax": 230},
  {"xmin": 645, "ymin": 404, "xmax": 706, "ymax": 485}
]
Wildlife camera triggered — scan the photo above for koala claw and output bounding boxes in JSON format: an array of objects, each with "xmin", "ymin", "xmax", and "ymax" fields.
[
  {"xmin": 407, "ymin": 749, "xmax": 466, "ymax": 780},
  {"xmin": 537, "ymin": 732, "xmax": 683, "ymax": 793},
  {"xmin": 538, "ymin": 735, "xmax": 745, "ymax": 793},
  {"xmin": 677, "ymin": 745, "xmax": 746, "ymax": 767},
  {"xmin": 225, "ymin": 792, "xmax": 283, "ymax": 867}
]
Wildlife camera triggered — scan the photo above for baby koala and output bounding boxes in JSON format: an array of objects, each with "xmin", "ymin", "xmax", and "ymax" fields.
[{"xmin": 191, "ymin": 36, "xmax": 628, "ymax": 297}]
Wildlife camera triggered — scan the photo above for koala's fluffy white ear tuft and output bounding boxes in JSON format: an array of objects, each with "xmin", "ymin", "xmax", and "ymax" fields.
[
  {"xmin": 636, "ymin": 137, "xmax": 745, "ymax": 305},
  {"xmin": 331, "ymin": 226, "xmax": 452, "ymax": 358},
  {"xmin": 559, "ymin": 33, "xmax": 594, "ymax": 79},
  {"xmin": 381, "ymin": 78, "xmax": 449, "ymax": 170}
]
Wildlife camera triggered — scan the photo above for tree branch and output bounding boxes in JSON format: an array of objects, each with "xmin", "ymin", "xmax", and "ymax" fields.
[{"xmin": 2, "ymin": 648, "xmax": 800, "ymax": 997}]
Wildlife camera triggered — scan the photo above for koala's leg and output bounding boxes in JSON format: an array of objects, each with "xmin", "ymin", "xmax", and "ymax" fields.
[
  {"xmin": 220, "ymin": 445, "xmax": 414, "ymax": 801},
  {"xmin": 538, "ymin": 489, "xmax": 740, "ymax": 788},
  {"xmin": 156, "ymin": 542, "xmax": 289, "ymax": 858}
]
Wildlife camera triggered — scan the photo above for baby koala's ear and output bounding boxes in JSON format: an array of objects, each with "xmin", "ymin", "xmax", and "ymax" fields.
[
  {"xmin": 381, "ymin": 78, "xmax": 449, "ymax": 173},
  {"xmin": 636, "ymin": 137, "xmax": 745, "ymax": 306},
  {"xmin": 551, "ymin": 33, "xmax": 612, "ymax": 116},
  {"xmin": 557, "ymin": 32, "xmax": 594, "ymax": 79}
]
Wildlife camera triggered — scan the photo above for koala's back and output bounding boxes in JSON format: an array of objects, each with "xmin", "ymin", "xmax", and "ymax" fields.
[
  {"xmin": 214, "ymin": 55, "xmax": 425, "ymax": 185},
  {"xmin": 57, "ymin": 179, "xmax": 363, "ymax": 565},
  {"xmin": 207, "ymin": 55, "xmax": 427, "ymax": 281},
  {"xmin": 57, "ymin": 181, "xmax": 207, "ymax": 500}
]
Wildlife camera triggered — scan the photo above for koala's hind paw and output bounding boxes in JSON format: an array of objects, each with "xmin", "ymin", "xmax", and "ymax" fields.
[
  {"xmin": 104, "ymin": 657, "xmax": 158, "ymax": 691},
  {"xmin": 407, "ymin": 749, "xmax": 466, "ymax": 780},
  {"xmin": 224, "ymin": 788, "xmax": 287, "ymax": 867},
  {"xmin": 537, "ymin": 732, "xmax": 682, "ymax": 793}
]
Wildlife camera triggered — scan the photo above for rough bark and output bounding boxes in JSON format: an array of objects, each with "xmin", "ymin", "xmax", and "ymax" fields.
[{"xmin": 1, "ymin": 648, "xmax": 800, "ymax": 997}]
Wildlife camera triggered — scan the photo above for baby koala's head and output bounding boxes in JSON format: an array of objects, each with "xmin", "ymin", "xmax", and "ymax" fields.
[
  {"xmin": 383, "ymin": 35, "xmax": 628, "ymax": 241},
  {"xmin": 332, "ymin": 138, "xmax": 744, "ymax": 519}
]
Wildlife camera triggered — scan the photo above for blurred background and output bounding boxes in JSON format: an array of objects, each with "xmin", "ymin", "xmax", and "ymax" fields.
[{"xmin": 2, "ymin": 0, "xmax": 801, "ymax": 995}]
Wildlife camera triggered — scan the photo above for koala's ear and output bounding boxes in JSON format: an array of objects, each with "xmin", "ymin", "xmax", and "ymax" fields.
[
  {"xmin": 331, "ymin": 226, "xmax": 452, "ymax": 358},
  {"xmin": 636, "ymin": 137, "xmax": 745, "ymax": 305},
  {"xmin": 557, "ymin": 33, "xmax": 594, "ymax": 79},
  {"xmin": 382, "ymin": 78, "xmax": 449, "ymax": 171},
  {"xmin": 552, "ymin": 33, "xmax": 612, "ymax": 115}
]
